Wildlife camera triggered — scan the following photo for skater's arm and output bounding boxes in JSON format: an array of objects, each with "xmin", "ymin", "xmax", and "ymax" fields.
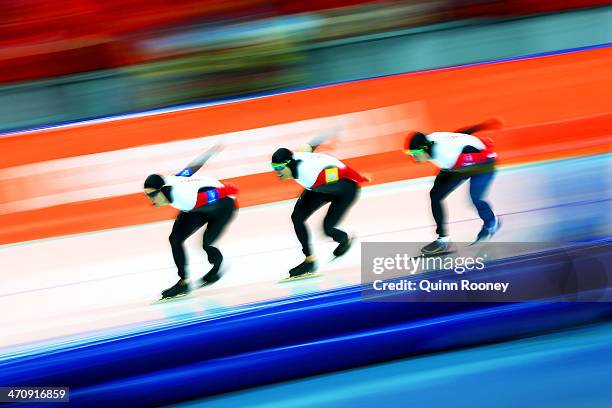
[
  {"xmin": 455, "ymin": 124, "xmax": 483, "ymax": 135},
  {"xmin": 297, "ymin": 125, "xmax": 342, "ymax": 152},
  {"xmin": 455, "ymin": 118, "xmax": 503, "ymax": 135},
  {"xmin": 176, "ymin": 144, "xmax": 223, "ymax": 177}
]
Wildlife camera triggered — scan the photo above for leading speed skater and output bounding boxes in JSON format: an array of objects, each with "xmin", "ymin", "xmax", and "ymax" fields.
[{"xmin": 144, "ymin": 145, "xmax": 238, "ymax": 299}]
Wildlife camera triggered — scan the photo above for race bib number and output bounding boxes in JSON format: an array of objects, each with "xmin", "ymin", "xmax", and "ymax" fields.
[
  {"xmin": 176, "ymin": 168, "xmax": 193, "ymax": 177},
  {"xmin": 206, "ymin": 189, "xmax": 219, "ymax": 203},
  {"xmin": 324, "ymin": 168, "xmax": 339, "ymax": 183}
]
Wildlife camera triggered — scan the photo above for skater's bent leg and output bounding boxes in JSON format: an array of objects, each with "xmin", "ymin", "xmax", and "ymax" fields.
[
  {"xmin": 430, "ymin": 171, "xmax": 465, "ymax": 237},
  {"xmin": 469, "ymin": 170, "xmax": 496, "ymax": 228},
  {"xmin": 292, "ymin": 216, "xmax": 312, "ymax": 257},
  {"xmin": 322, "ymin": 180, "xmax": 358, "ymax": 243},
  {"xmin": 291, "ymin": 190, "xmax": 328, "ymax": 257},
  {"xmin": 201, "ymin": 198, "xmax": 236, "ymax": 269},
  {"xmin": 169, "ymin": 212, "xmax": 207, "ymax": 279}
]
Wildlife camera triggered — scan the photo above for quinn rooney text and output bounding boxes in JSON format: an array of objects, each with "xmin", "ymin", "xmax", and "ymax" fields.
[{"xmin": 372, "ymin": 279, "xmax": 510, "ymax": 293}]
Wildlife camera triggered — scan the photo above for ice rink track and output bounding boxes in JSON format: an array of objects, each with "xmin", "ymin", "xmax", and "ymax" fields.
[
  {"xmin": 1, "ymin": 154, "xmax": 610, "ymax": 357},
  {"xmin": 173, "ymin": 321, "xmax": 612, "ymax": 408}
]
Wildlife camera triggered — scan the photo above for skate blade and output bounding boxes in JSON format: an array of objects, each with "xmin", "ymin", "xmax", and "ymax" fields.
[
  {"xmin": 152, "ymin": 293, "xmax": 193, "ymax": 304},
  {"xmin": 470, "ymin": 233, "xmax": 496, "ymax": 246},
  {"xmin": 415, "ymin": 250, "xmax": 455, "ymax": 259},
  {"xmin": 279, "ymin": 272, "xmax": 322, "ymax": 283},
  {"xmin": 329, "ymin": 249, "xmax": 350, "ymax": 263},
  {"xmin": 197, "ymin": 281, "xmax": 219, "ymax": 290}
]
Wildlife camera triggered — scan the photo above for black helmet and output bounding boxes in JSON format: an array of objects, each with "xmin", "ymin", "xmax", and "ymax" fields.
[
  {"xmin": 271, "ymin": 148, "xmax": 293, "ymax": 164},
  {"xmin": 144, "ymin": 174, "xmax": 165, "ymax": 190},
  {"xmin": 408, "ymin": 132, "xmax": 429, "ymax": 151}
]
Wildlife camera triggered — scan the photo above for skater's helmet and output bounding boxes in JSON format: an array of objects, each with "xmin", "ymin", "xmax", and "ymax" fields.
[
  {"xmin": 404, "ymin": 132, "xmax": 431, "ymax": 155},
  {"xmin": 144, "ymin": 174, "xmax": 165, "ymax": 190},
  {"xmin": 144, "ymin": 173, "xmax": 172, "ymax": 202},
  {"xmin": 271, "ymin": 148, "xmax": 293, "ymax": 171}
]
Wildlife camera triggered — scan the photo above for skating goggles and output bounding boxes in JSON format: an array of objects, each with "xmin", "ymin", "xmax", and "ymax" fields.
[
  {"xmin": 271, "ymin": 160, "xmax": 290, "ymax": 171},
  {"xmin": 404, "ymin": 148, "xmax": 425, "ymax": 156},
  {"xmin": 145, "ymin": 189, "xmax": 162, "ymax": 198}
]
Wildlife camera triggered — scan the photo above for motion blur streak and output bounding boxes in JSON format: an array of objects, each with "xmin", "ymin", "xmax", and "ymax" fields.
[
  {"xmin": 1, "ymin": 2, "xmax": 611, "ymax": 407},
  {"xmin": 176, "ymin": 322, "xmax": 612, "ymax": 408}
]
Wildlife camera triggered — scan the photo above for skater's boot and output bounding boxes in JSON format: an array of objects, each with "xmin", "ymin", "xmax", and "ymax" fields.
[
  {"xmin": 199, "ymin": 262, "xmax": 222, "ymax": 288},
  {"xmin": 161, "ymin": 279, "xmax": 191, "ymax": 299},
  {"xmin": 333, "ymin": 237, "xmax": 352, "ymax": 258},
  {"xmin": 474, "ymin": 217, "xmax": 501, "ymax": 244},
  {"xmin": 199, "ymin": 247, "xmax": 223, "ymax": 288},
  {"xmin": 421, "ymin": 237, "xmax": 450, "ymax": 256},
  {"xmin": 289, "ymin": 259, "xmax": 317, "ymax": 278}
]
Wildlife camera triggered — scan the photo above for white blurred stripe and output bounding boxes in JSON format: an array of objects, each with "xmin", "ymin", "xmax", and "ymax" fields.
[{"xmin": 0, "ymin": 103, "xmax": 424, "ymax": 214}]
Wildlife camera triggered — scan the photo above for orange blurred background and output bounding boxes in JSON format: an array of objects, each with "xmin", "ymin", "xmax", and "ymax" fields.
[{"xmin": 1, "ymin": 44, "xmax": 610, "ymax": 244}]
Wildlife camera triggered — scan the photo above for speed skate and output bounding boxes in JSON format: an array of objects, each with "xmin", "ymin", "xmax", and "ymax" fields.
[
  {"xmin": 152, "ymin": 292, "xmax": 194, "ymax": 304},
  {"xmin": 278, "ymin": 272, "xmax": 323, "ymax": 283}
]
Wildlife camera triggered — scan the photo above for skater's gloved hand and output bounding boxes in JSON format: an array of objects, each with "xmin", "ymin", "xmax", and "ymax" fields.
[
  {"xmin": 296, "ymin": 144, "xmax": 314, "ymax": 153},
  {"xmin": 306, "ymin": 125, "xmax": 343, "ymax": 152}
]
